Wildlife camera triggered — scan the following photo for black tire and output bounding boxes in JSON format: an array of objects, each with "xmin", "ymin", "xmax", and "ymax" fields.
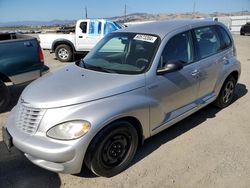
[
  {"xmin": 214, "ymin": 76, "xmax": 236, "ymax": 108},
  {"xmin": 85, "ymin": 121, "xmax": 138, "ymax": 177},
  {"xmin": 240, "ymin": 32, "xmax": 245, "ymax": 36},
  {"xmin": 55, "ymin": 44, "xmax": 73, "ymax": 62},
  {"xmin": 0, "ymin": 80, "xmax": 10, "ymax": 112}
]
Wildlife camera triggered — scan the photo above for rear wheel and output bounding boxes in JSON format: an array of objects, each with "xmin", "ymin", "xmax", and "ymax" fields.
[
  {"xmin": 214, "ymin": 76, "xmax": 236, "ymax": 108},
  {"xmin": 55, "ymin": 44, "xmax": 73, "ymax": 62},
  {"xmin": 0, "ymin": 80, "xmax": 10, "ymax": 112},
  {"xmin": 85, "ymin": 121, "xmax": 138, "ymax": 177}
]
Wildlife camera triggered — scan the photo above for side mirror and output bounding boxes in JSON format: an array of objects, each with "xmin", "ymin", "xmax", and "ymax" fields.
[{"xmin": 157, "ymin": 60, "xmax": 184, "ymax": 75}]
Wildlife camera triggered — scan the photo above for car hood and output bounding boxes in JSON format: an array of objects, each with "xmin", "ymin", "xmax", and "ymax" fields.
[{"xmin": 21, "ymin": 64, "xmax": 145, "ymax": 109}]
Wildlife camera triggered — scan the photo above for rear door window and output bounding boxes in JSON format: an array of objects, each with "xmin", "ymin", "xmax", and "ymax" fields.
[
  {"xmin": 194, "ymin": 26, "xmax": 221, "ymax": 59},
  {"xmin": 216, "ymin": 26, "xmax": 232, "ymax": 50}
]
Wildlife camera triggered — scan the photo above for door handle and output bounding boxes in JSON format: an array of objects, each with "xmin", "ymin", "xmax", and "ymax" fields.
[
  {"xmin": 191, "ymin": 69, "xmax": 200, "ymax": 79},
  {"xmin": 191, "ymin": 70, "xmax": 199, "ymax": 76},
  {"xmin": 223, "ymin": 57, "xmax": 230, "ymax": 65},
  {"xmin": 79, "ymin": 36, "xmax": 83, "ymax": 38}
]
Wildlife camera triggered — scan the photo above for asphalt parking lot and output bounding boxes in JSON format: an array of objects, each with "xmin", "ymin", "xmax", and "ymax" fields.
[{"xmin": 0, "ymin": 35, "xmax": 250, "ymax": 188}]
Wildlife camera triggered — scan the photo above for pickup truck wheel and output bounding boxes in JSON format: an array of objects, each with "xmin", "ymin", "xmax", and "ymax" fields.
[
  {"xmin": 0, "ymin": 80, "xmax": 10, "ymax": 112},
  {"xmin": 214, "ymin": 76, "xmax": 236, "ymax": 108},
  {"xmin": 85, "ymin": 121, "xmax": 138, "ymax": 177},
  {"xmin": 55, "ymin": 44, "xmax": 73, "ymax": 62}
]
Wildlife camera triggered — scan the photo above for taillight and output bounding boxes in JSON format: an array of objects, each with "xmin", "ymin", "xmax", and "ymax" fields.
[{"xmin": 38, "ymin": 43, "xmax": 44, "ymax": 63}]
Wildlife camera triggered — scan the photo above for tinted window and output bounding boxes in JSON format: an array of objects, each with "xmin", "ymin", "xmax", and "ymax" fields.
[
  {"xmin": 160, "ymin": 31, "xmax": 193, "ymax": 68},
  {"xmin": 89, "ymin": 21, "xmax": 95, "ymax": 35},
  {"xmin": 104, "ymin": 23, "xmax": 117, "ymax": 35},
  {"xmin": 217, "ymin": 26, "xmax": 232, "ymax": 50},
  {"xmin": 97, "ymin": 22, "xmax": 102, "ymax": 34},
  {"xmin": 194, "ymin": 26, "xmax": 220, "ymax": 59},
  {"xmin": 79, "ymin": 22, "xmax": 87, "ymax": 33}
]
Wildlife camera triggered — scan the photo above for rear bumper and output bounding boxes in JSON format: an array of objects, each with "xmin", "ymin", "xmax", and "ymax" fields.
[{"xmin": 42, "ymin": 65, "xmax": 50, "ymax": 75}]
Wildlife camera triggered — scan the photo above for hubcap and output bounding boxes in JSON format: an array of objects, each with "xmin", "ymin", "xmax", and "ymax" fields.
[
  {"xmin": 222, "ymin": 81, "xmax": 234, "ymax": 104},
  {"xmin": 102, "ymin": 134, "xmax": 131, "ymax": 167},
  {"xmin": 58, "ymin": 48, "xmax": 69, "ymax": 60}
]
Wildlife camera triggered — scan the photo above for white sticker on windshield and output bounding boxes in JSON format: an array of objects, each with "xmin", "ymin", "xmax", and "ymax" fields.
[{"xmin": 134, "ymin": 34, "xmax": 157, "ymax": 43}]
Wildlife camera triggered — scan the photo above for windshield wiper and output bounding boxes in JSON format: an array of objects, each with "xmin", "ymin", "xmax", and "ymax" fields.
[
  {"xmin": 79, "ymin": 59, "xmax": 116, "ymax": 73},
  {"xmin": 91, "ymin": 66, "xmax": 116, "ymax": 73},
  {"xmin": 79, "ymin": 59, "xmax": 86, "ymax": 68}
]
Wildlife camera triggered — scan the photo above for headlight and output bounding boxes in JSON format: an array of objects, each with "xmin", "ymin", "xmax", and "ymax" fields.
[{"xmin": 47, "ymin": 120, "xmax": 91, "ymax": 140}]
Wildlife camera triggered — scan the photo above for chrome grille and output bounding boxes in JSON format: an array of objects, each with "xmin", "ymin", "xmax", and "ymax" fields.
[{"xmin": 16, "ymin": 105, "xmax": 46, "ymax": 135}]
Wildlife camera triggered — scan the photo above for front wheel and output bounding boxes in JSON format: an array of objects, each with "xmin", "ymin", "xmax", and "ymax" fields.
[
  {"xmin": 85, "ymin": 121, "xmax": 138, "ymax": 177},
  {"xmin": 214, "ymin": 76, "xmax": 236, "ymax": 108},
  {"xmin": 55, "ymin": 44, "xmax": 73, "ymax": 62}
]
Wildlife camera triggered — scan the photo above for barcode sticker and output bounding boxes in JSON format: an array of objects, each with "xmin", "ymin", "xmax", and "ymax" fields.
[{"xmin": 134, "ymin": 34, "xmax": 157, "ymax": 43}]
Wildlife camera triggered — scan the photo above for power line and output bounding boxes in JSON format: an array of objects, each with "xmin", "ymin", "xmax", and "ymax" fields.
[{"xmin": 192, "ymin": 1, "xmax": 196, "ymax": 18}]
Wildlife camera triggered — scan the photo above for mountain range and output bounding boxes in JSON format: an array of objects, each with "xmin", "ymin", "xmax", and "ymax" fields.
[{"xmin": 0, "ymin": 11, "xmax": 249, "ymax": 27}]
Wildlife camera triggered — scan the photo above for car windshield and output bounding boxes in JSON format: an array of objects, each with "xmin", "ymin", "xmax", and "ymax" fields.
[{"xmin": 79, "ymin": 32, "xmax": 160, "ymax": 74}]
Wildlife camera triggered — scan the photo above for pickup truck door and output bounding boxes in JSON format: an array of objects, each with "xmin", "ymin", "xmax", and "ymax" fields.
[{"xmin": 76, "ymin": 20, "xmax": 103, "ymax": 51}]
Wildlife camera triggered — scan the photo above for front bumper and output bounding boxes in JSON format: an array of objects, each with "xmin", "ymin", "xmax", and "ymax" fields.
[{"xmin": 5, "ymin": 107, "xmax": 90, "ymax": 174}]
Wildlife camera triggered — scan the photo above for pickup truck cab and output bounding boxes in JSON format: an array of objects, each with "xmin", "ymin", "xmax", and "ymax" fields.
[
  {"xmin": 39, "ymin": 19, "xmax": 122, "ymax": 62},
  {"xmin": 0, "ymin": 33, "xmax": 48, "ymax": 111}
]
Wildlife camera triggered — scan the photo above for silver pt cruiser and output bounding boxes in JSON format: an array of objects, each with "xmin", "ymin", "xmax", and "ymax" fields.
[{"xmin": 3, "ymin": 20, "xmax": 241, "ymax": 177}]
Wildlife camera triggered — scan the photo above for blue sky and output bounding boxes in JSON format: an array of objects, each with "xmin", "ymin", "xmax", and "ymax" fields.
[{"xmin": 0, "ymin": 0, "xmax": 249, "ymax": 22}]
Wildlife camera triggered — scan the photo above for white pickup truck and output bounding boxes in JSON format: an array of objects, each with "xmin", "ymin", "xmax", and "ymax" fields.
[{"xmin": 39, "ymin": 19, "xmax": 122, "ymax": 62}]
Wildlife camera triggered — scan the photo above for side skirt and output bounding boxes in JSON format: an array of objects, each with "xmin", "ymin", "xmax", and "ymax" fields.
[{"xmin": 151, "ymin": 92, "xmax": 217, "ymax": 136}]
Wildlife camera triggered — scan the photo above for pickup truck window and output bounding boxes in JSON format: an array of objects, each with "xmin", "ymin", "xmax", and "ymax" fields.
[
  {"xmin": 81, "ymin": 33, "xmax": 160, "ymax": 74},
  {"xmin": 98, "ymin": 22, "xmax": 102, "ymax": 34},
  {"xmin": 104, "ymin": 23, "xmax": 117, "ymax": 35},
  {"xmin": 89, "ymin": 21, "xmax": 102, "ymax": 35},
  {"xmin": 79, "ymin": 22, "xmax": 87, "ymax": 33},
  {"xmin": 89, "ymin": 21, "xmax": 95, "ymax": 34}
]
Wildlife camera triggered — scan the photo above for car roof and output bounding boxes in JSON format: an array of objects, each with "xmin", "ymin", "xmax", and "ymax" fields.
[{"xmin": 118, "ymin": 19, "xmax": 220, "ymax": 39}]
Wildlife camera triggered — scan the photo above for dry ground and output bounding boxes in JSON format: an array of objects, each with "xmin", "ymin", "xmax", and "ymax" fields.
[{"xmin": 0, "ymin": 35, "xmax": 250, "ymax": 188}]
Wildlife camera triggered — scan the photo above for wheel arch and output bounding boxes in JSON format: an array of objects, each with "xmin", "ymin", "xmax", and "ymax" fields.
[
  {"xmin": 111, "ymin": 116, "xmax": 144, "ymax": 146},
  {"xmin": 52, "ymin": 39, "xmax": 76, "ymax": 52},
  {"xmin": 228, "ymin": 70, "xmax": 239, "ymax": 83},
  {"xmin": 0, "ymin": 72, "xmax": 12, "ymax": 83},
  {"xmin": 84, "ymin": 115, "xmax": 144, "ymax": 169}
]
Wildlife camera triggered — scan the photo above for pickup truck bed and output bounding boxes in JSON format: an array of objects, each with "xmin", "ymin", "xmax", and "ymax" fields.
[{"xmin": 0, "ymin": 33, "xmax": 49, "ymax": 111}]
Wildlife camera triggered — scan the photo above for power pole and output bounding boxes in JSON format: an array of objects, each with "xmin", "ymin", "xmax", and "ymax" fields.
[
  {"xmin": 192, "ymin": 1, "xmax": 196, "ymax": 19},
  {"xmin": 124, "ymin": 4, "xmax": 127, "ymax": 22},
  {"xmin": 85, "ymin": 6, "xmax": 88, "ymax": 19}
]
